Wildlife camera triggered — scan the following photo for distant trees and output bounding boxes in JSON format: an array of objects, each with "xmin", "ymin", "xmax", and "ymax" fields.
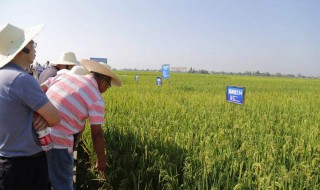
[
  {"xmin": 188, "ymin": 67, "xmax": 209, "ymax": 74},
  {"xmin": 120, "ymin": 67, "xmax": 314, "ymax": 78},
  {"xmin": 187, "ymin": 68, "xmax": 310, "ymax": 78},
  {"xmin": 209, "ymin": 70, "xmax": 306, "ymax": 78}
]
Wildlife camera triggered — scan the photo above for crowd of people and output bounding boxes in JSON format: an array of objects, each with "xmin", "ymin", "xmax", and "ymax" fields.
[
  {"xmin": 0, "ymin": 23, "xmax": 122, "ymax": 190},
  {"xmin": 25, "ymin": 61, "xmax": 49, "ymax": 81}
]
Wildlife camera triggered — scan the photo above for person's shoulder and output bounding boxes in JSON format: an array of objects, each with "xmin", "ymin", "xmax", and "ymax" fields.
[
  {"xmin": 42, "ymin": 67, "xmax": 57, "ymax": 75},
  {"xmin": 2, "ymin": 64, "xmax": 26, "ymax": 76},
  {"xmin": 39, "ymin": 68, "xmax": 57, "ymax": 82},
  {"xmin": 18, "ymin": 71, "xmax": 36, "ymax": 79},
  {"xmin": 14, "ymin": 72, "xmax": 38, "ymax": 87},
  {"xmin": 82, "ymin": 75, "xmax": 98, "ymax": 86}
]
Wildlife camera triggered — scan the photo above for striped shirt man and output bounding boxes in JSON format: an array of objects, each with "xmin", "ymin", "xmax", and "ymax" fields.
[{"xmin": 43, "ymin": 73, "xmax": 105, "ymax": 152}]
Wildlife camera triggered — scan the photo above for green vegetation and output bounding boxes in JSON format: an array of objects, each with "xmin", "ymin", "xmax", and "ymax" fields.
[{"xmin": 77, "ymin": 72, "xmax": 320, "ymax": 190}]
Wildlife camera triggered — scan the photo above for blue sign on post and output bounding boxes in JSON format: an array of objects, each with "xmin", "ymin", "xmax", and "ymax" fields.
[
  {"xmin": 156, "ymin": 77, "xmax": 162, "ymax": 86},
  {"xmin": 226, "ymin": 86, "xmax": 245, "ymax": 104},
  {"xmin": 90, "ymin": 57, "xmax": 108, "ymax": 63},
  {"xmin": 162, "ymin": 64, "xmax": 170, "ymax": 79}
]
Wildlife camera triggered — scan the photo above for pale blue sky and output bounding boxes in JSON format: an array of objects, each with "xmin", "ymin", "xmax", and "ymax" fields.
[{"xmin": 1, "ymin": 0, "xmax": 319, "ymax": 76}]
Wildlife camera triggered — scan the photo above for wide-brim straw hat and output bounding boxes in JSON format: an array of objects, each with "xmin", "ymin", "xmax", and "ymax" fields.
[
  {"xmin": 80, "ymin": 59, "xmax": 122, "ymax": 87},
  {"xmin": 49, "ymin": 52, "xmax": 79, "ymax": 66},
  {"xmin": 0, "ymin": 23, "xmax": 44, "ymax": 68}
]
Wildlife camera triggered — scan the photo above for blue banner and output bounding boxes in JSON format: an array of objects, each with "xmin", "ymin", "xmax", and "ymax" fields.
[
  {"xmin": 90, "ymin": 57, "xmax": 108, "ymax": 63},
  {"xmin": 226, "ymin": 86, "xmax": 245, "ymax": 104},
  {"xmin": 156, "ymin": 77, "xmax": 162, "ymax": 86},
  {"xmin": 162, "ymin": 64, "xmax": 170, "ymax": 78}
]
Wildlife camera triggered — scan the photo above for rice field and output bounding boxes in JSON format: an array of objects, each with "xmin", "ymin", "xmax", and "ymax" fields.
[{"xmin": 78, "ymin": 71, "xmax": 320, "ymax": 190}]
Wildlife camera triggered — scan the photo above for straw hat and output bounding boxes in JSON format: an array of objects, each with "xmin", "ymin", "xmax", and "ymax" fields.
[
  {"xmin": 69, "ymin": 65, "xmax": 89, "ymax": 75},
  {"xmin": 50, "ymin": 52, "xmax": 79, "ymax": 66},
  {"xmin": 0, "ymin": 23, "xmax": 44, "ymax": 68},
  {"xmin": 80, "ymin": 59, "xmax": 122, "ymax": 87}
]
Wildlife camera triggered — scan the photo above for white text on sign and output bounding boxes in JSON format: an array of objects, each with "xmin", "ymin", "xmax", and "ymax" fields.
[{"xmin": 228, "ymin": 89, "xmax": 243, "ymax": 96}]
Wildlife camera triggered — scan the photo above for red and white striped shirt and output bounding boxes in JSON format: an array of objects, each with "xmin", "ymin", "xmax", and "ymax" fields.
[{"xmin": 44, "ymin": 73, "xmax": 105, "ymax": 150}]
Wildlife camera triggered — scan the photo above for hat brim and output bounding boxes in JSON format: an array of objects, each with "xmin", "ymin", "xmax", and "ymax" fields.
[
  {"xmin": 80, "ymin": 59, "xmax": 122, "ymax": 87},
  {"xmin": 0, "ymin": 24, "xmax": 44, "ymax": 68},
  {"xmin": 50, "ymin": 60, "xmax": 79, "ymax": 66}
]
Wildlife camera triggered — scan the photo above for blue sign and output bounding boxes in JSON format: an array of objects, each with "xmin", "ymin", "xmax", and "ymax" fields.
[
  {"xmin": 90, "ymin": 57, "xmax": 108, "ymax": 63},
  {"xmin": 156, "ymin": 77, "xmax": 162, "ymax": 86},
  {"xmin": 162, "ymin": 64, "xmax": 170, "ymax": 78},
  {"xmin": 226, "ymin": 86, "xmax": 245, "ymax": 104}
]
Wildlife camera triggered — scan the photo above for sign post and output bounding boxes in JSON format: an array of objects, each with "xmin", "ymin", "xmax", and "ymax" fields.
[
  {"xmin": 162, "ymin": 64, "xmax": 170, "ymax": 79},
  {"xmin": 161, "ymin": 64, "xmax": 170, "ymax": 85},
  {"xmin": 156, "ymin": 77, "xmax": 162, "ymax": 86},
  {"xmin": 226, "ymin": 86, "xmax": 245, "ymax": 133},
  {"xmin": 226, "ymin": 86, "xmax": 245, "ymax": 105}
]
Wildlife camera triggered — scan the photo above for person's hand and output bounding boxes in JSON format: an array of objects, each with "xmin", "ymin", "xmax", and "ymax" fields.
[
  {"xmin": 95, "ymin": 159, "xmax": 107, "ymax": 172},
  {"xmin": 33, "ymin": 113, "xmax": 49, "ymax": 131}
]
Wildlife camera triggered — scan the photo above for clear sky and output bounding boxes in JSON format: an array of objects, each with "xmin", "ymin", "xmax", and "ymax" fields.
[{"xmin": 1, "ymin": 0, "xmax": 319, "ymax": 76}]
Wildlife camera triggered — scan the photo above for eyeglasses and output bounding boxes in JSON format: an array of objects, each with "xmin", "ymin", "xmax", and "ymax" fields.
[{"xmin": 21, "ymin": 41, "xmax": 37, "ymax": 54}]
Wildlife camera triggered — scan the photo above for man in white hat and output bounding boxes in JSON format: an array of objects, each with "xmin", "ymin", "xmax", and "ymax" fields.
[
  {"xmin": 41, "ymin": 59, "xmax": 121, "ymax": 189},
  {"xmin": 0, "ymin": 23, "xmax": 61, "ymax": 189},
  {"xmin": 38, "ymin": 51, "xmax": 79, "ymax": 84}
]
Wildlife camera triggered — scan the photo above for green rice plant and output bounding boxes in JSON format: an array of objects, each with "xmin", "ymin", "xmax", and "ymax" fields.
[{"xmin": 77, "ymin": 72, "xmax": 320, "ymax": 189}]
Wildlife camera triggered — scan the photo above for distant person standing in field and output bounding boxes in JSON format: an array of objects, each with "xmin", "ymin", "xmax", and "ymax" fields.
[
  {"xmin": 41, "ymin": 59, "xmax": 122, "ymax": 189},
  {"xmin": 44, "ymin": 60, "xmax": 50, "ymax": 69},
  {"xmin": 0, "ymin": 23, "xmax": 61, "ymax": 190},
  {"xmin": 37, "ymin": 62, "xmax": 43, "ymax": 78},
  {"xmin": 25, "ymin": 64, "xmax": 33, "ymax": 75},
  {"xmin": 38, "ymin": 51, "xmax": 79, "ymax": 84},
  {"xmin": 33, "ymin": 62, "xmax": 39, "ymax": 80}
]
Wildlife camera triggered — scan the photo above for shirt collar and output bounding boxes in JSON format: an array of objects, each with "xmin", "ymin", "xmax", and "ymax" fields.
[
  {"xmin": 4, "ymin": 61, "xmax": 27, "ymax": 72},
  {"xmin": 85, "ymin": 74, "xmax": 99, "ymax": 89}
]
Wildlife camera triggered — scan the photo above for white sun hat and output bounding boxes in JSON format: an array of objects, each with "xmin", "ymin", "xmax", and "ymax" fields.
[
  {"xmin": 69, "ymin": 65, "xmax": 89, "ymax": 75},
  {"xmin": 80, "ymin": 59, "xmax": 122, "ymax": 87},
  {"xmin": 56, "ymin": 69, "xmax": 70, "ymax": 75},
  {"xmin": 50, "ymin": 52, "xmax": 79, "ymax": 66},
  {"xmin": 0, "ymin": 23, "xmax": 44, "ymax": 68}
]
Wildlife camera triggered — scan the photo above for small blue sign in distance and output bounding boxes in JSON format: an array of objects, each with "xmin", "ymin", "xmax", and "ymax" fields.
[
  {"xmin": 226, "ymin": 86, "xmax": 245, "ymax": 104},
  {"xmin": 162, "ymin": 64, "xmax": 170, "ymax": 78},
  {"xmin": 156, "ymin": 77, "xmax": 162, "ymax": 86},
  {"xmin": 90, "ymin": 57, "xmax": 108, "ymax": 63}
]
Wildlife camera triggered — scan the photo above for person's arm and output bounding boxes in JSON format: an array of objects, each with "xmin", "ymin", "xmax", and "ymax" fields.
[
  {"xmin": 40, "ymin": 84, "xmax": 48, "ymax": 92},
  {"xmin": 33, "ymin": 112, "xmax": 49, "ymax": 131},
  {"xmin": 90, "ymin": 124, "xmax": 107, "ymax": 171},
  {"xmin": 36, "ymin": 101, "xmax": 60, "ymax": 126},
  {"xmin": 40, "ymin": 74, "xmax": 57, "ymax": 92}
]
